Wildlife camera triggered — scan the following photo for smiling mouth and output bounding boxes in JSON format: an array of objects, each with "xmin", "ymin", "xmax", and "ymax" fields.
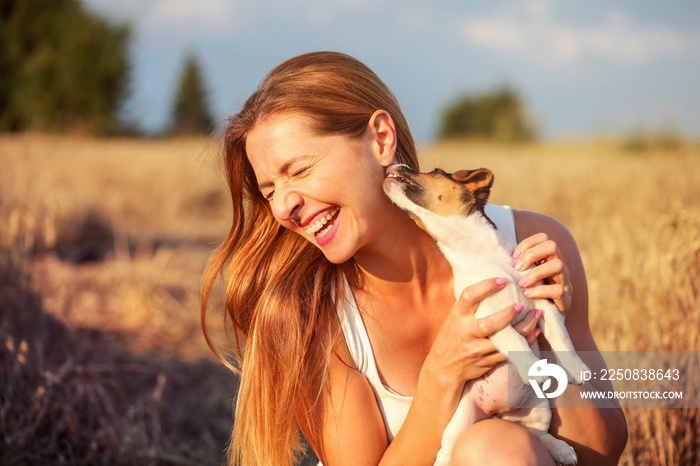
[{"xmin": 305, "ymin": 207, "xmax": 340, "ymax": 237}]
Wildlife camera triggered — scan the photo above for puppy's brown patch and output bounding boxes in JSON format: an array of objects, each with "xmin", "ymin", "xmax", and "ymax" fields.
[
  {"xmin": 391, "ymin": 167, "xmax": 494, "ymax": 217},
  {"xmin": 412, "ymin": 172, "xmax": 467, "ymax": 216}
]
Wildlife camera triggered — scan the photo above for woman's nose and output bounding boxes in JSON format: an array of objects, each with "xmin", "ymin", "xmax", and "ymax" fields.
[{"xmin": 270, "ymin": 188, "xmax": 304, "ymax": 224}]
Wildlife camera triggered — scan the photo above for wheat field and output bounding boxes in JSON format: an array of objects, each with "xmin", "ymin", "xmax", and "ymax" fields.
[{"xmin": 1, "ymin": 134, "xmax": 698, "ymax": 464}]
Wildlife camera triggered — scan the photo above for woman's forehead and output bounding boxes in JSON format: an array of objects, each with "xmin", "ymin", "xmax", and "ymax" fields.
[
  {"xmin": 247, "ymin": 114, "xmax": 319, "ymax": 159},
  {"xmin": 245, "ymin": 114, "xmax": 340, "ymax": 183}
]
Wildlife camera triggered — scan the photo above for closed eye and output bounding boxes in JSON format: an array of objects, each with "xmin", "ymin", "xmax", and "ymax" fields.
[
  {"xmin": 293, "ymin": 166, "xmax": 309, "ymax": 177},
  {"xmin": 259, "ymin": 160, "xmax": 312, "ymax": 201}
]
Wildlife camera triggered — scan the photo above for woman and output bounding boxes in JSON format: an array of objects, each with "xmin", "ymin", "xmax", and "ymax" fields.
[{"xmin": 201, "ymin": 51, "xmax": 627, "ymax": 465}]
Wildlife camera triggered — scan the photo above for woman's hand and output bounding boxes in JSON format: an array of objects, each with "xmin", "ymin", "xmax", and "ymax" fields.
[
  {"xmin": 513, "ymin": 307, "xmax": 542, "ymax": 346},
  {"xmin": 426, "ymin": 277, "xmax": 538, "ymax": 388},
  {"xmin": 511, "ymin": 232, "xmax": 572, "ymax": 313}
]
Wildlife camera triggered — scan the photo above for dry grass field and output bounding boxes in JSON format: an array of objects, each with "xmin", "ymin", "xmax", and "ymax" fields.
[{"xmin": 1, "ymin": 133, "xmax": 698, "ymax": 464}]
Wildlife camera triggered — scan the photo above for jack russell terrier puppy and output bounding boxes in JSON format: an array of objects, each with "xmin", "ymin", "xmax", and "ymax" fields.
[{"xmin": 383, "ymin": 164, "xmax": 590, "ymax": 465}]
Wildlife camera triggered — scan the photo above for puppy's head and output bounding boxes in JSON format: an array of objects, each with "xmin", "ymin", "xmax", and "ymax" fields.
[{"xmin": 383, "ymin": 165, "xmax": 494, "ymax": 224}]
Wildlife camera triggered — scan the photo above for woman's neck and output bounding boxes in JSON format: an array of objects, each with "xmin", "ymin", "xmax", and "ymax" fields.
[{"xmin": 352, "ymin": 209, "xmax": 454, "ymax": 310}]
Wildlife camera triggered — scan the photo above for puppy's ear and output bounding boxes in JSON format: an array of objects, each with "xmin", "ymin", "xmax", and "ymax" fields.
[
  {"xmin": 455, "ymin": 169, "xmax": 493, "ymax": 209},
  {"xmin": 454, "ymin": 169, "xmax": 493, "ymax": 190}
]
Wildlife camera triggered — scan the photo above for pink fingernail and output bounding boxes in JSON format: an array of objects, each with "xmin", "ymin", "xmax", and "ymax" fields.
[
  {"xmin": 496, "ymin": 277, "xmax": 509, "ymax": 285},
  {"xmin": 535, "ymin": 309, "xmax": 543, "ymax": 319},
  {"xmin": 534, "ymin": 329, "xmax": 542, "ymax": 338},
  {"xmin": 515, "ymin": 303, "xmax": 525, "ymax": 312},
  {"xmin": 518, "ymin": 276, "xmax": 529, "ymax": 287},
  {"xmin": 523, "ymin": 289, "xmax": 534, "ymax": 297},
  {"xmin": 513, "ymin": 260, "xmax": 523, "ymax": 271},
  {"xmin": 512, "ymin": 249, "xmax": 521, "ymax": 259}
]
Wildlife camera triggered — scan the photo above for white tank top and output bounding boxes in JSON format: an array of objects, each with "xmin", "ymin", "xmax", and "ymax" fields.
[{"xmin": 336, "ymin": 204, "xmax": 516, "ymax": 442}]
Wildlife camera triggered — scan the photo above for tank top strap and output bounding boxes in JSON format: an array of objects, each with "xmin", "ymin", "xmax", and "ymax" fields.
[
  {"xmin": 336, "ymin": 283, "xmax": 412, "ymax": 442},
  {"xmin": 484, "ymin": 203, "xmax": 517, "ymax": 247}
]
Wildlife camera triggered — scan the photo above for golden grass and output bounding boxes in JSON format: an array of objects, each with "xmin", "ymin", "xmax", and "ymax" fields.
[
  {"xmin": 1, "ymin": 134, "xmax": 698, "ymax": 464},
  {"xmin": 1, "ymin": 134, "xmax": 235, "ymax": 464}
]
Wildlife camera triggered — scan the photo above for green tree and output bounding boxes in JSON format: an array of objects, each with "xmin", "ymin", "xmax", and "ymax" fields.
[
  {"xmin": 0, "ymin": 0, "xmax": 131, "ymax": 134},
  {"xmin": 439, "ymin": 85, "xmax": 536, "ymax": 143},
  {"xmin": 170, "ymin": 53, "xmax": 213, "ymax": 136}
]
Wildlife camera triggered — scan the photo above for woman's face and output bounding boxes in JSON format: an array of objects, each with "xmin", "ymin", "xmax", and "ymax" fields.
[{"xmin": 246, "ymin": 112, "xmax": 397, "ymax": 264}]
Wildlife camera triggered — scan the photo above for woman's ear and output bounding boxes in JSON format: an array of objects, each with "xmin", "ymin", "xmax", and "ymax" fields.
[{"xmin": 366, "ymin": 110, "xmax": 397, "ymax": 167}]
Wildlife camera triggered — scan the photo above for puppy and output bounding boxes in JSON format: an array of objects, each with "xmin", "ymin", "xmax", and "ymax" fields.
[{"xmin": 383, "ymin": 165, "xmax": 590, "ymax": 465}]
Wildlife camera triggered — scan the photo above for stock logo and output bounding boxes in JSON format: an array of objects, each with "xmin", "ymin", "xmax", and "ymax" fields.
[{"xmin": 528, "ymin": 359, "xmax": 568, "ymax": 399}]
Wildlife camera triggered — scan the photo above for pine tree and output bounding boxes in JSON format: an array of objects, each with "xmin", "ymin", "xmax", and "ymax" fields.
[{"xmin": 170, "ymin": 53, "xmax": 213, "ymax": 136}]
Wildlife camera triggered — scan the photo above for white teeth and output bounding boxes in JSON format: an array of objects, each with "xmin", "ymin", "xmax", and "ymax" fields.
[{"xmin": 304, "ymin": 208, "xmax": 339, "ymax": 236}]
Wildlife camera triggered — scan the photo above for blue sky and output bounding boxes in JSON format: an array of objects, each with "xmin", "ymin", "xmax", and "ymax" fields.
[{"xmin": 83, "ymin": 0, "xmax": 700, "ymax": 142}]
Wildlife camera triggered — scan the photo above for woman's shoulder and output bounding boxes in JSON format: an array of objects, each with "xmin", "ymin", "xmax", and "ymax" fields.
[
  {"xmin": 512, "ymin": 209, "xmax": 576, "ymax": 248},
  {"xmin": 513, "ymin": 209, "xmax": 595, "ymax": 344},
  {"xmin": 512, "ymin": 209, "xmax": 583, "ymax": 293}
]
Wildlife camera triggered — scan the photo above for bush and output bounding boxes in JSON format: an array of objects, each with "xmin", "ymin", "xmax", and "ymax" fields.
[{"xmin": 439, "ymin": 85, "xmax": 536, "ymax": 143}]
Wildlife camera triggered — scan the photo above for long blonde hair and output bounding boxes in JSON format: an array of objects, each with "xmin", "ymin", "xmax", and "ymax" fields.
[{"xmin": 201, "ymin": 51, "xmax": 419, "ymax": 465}]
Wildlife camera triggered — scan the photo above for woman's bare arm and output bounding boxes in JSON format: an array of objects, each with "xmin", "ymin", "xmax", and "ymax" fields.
[
  {"xmin": 299, "ymin": 279, "xmax": 529, "ymax": 465},
  {"xmin": 514, "ymin": 210, "xmax": 628, "ymax": 464}
]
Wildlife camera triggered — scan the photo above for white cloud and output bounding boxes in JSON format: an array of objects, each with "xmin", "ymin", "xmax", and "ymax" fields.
[
  {"xmin": 83, "ymin": 0, "xmax": 242, "ymax": 39},
  {"xmin": 461, "ymin": 1, "xmax": 686, "ymax": 65},
  {"xmin": 462, "ymin": 17, "xmax": 524, "ymax": 51},
  {"xmin": 144, "ymin": 0, "xmax": 239, "ymax": 37},
  {"xmin": 300, "ymin": 0, "xmax": 379, "ymax": 27}
]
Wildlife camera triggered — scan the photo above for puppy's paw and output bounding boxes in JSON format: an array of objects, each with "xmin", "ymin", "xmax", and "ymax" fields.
[
  {"xmin": 550, "ymin": 441, "xmax": 578, "ymax": 465},
  {"xmin": 556, "ymin": 354, "xmax": 590, "ymax": 385},
  {"xmin": 566, "ymin": 362, "xmax": 591, "ymax": 385},
  {"xmin": 539, "ymin": 434, "xmax": 578, "ymax": 465},
  {"xmin": 568, "ymin": 372, "xmax": 586, "ymax": 385}
]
